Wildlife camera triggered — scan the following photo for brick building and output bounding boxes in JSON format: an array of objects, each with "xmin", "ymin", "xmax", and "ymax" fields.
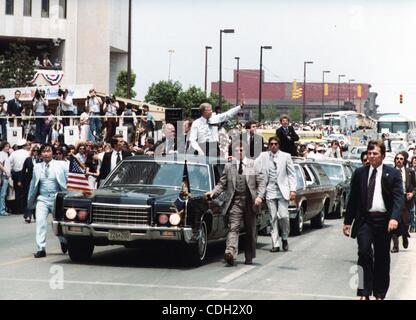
[{"xmin": 211, "ymin": 70, "xmax": 371, "ymax": 121}]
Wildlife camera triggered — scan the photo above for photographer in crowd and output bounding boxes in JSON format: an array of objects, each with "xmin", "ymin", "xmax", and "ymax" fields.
[
  {"xmin": 58, "ymin": 89, "xmax": 75, "ymax": 127},
  {"xmin": 103, "ymin": 95, "xmax": 119, "ymax": 143},
  {"xmin": 85, "ymin": 89, "xmax": 103, "ymax": 141},
  {"xmin": 33, "ymin": 89, "xmax": 48, "ymax": 144}
]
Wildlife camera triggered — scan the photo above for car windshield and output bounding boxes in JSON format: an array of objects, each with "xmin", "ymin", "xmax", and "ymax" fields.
[
  {"xmin": 319, "ymin": 164, "xmax": 344, "ymax": 186},
  {"xmin": 102, "ymin": 161, "xmax": 210, "ymax": 192}
]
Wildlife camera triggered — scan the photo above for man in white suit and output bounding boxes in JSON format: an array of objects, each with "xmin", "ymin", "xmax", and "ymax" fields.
[
  {"xmin": 27, "ymin": 145, "xmax": 69, "ymax": 258},
  {"xmin": 255, "ymin": 137, "xmax": 297, "ymax": 252}
]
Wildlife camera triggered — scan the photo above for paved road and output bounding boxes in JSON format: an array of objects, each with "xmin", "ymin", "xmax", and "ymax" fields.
[{"xmin": 0, "ymin": 214, "xmax": 415, "ymax": 300}]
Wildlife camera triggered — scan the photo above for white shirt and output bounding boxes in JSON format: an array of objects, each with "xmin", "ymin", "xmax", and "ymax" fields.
[
  {"xmin": 111, "ymin": 150, "xmax": 123, "ymax": 172},
  {"xmin": 189, "ymin": 105, "xmax": 242, "ymax": 155},
  {"xmin": 1, "ymin": 102, "xmax": 8, "ymax": 116},
  {"xmin": 0, "ymin": 151, "xmax": 11, "ymax": 177},
  {"xmin": 368, "ymin": 164, "xmax": 387, "ymax": 213},
  {"xmin": 61, "ymin": 96, "xmax": 73, "ymax": 112},
  {"xmin": 400, "ymin": 167, "xmax": 406, "ymax": 193},
  {"xmin": 9, "ymin": 149, "xmax": 30, "ymax": 172}
]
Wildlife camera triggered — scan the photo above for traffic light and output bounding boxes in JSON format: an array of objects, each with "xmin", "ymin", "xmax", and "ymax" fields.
[{"xmin": 400, "ymin": 94, "xmax": 403, "ymax": 104}]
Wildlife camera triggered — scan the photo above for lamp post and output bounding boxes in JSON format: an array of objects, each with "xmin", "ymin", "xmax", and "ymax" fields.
[
  {"xmin": 348, "ymin": 79, "xmax": 355, "ymax": 102},
  {"xmin": 302, "ymin": 61, "xmax": 313, "ymax": 124},
  {"xmin": 204, "ymin": 46, "xmax": 212, "ymax": 95},
  {"xmin": 322, "ymin": 70, "xmax": 331, "ymax": 124},
  {"xmin": 168, "ymin": 49, "xmax": 175, "ymax": 81},
  {"xmin": 219, "ymin": 29, "xmax": 235, "ymax": 110},
  {"xmin": 259, "ymin": 46, "xmax": 272, "ymax": 122},
  {"xmin": 338, "ymin": 74, "xmax": 346, "ymax": 109},
  {"xmin": 127, "ymin": 0, "xmax": 132, "ymax": 99},
  {"xmin": 235, "ymin": 57, "xmax": 240, "ymax": 106}
]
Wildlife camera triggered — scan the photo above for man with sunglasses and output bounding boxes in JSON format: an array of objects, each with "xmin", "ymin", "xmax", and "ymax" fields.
[
  {"xmin": 255, "ymin": 137, "xmax": 297, "ymax": 253},
  {"xmin": 391, "ymin": 151, "xmax": 415, "ymax": 253}
]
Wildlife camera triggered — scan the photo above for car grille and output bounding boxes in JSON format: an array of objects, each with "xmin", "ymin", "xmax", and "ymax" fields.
[{"xmin": 92, "ymin": 203, "xmax": 151, "ymax": 226}]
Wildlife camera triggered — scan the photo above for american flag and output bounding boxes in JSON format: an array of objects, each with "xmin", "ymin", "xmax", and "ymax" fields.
[{"xmin": 67, "ymin": 156, "xmax": 92, "ymax": 194}]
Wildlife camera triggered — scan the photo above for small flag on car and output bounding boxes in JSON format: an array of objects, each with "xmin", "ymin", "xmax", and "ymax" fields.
[
  {"xmin": 174, "ymin": 160, "xmax": 191, "ymax": 212},
  {"xmin": 67, "ymin": 155, "xmax": 93, "ymax": 195}
]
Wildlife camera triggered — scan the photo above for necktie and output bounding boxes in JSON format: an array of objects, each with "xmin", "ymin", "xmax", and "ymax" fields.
[
  {"xmin": 238, "ymin": 161, "xmax": 243, "ymax": 175},
  {"xmin": 250, "ymin": 134, "xmax": 254, "ymax": 157},
  {"xmin": 367, "ymin": 168, "xmax": 377, "ymax": 210},
  {"xmin": 44, "ymin": 163, "xmax": 49, "ymax": 179},
  {"xmin": 116, "ymin": 152, "xmax": 121, "ymax": 164}
]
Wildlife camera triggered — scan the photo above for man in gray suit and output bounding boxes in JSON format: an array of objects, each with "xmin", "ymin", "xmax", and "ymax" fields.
[
  {"xmin": 255, "ymin": 137, "xmax": 297, "ymax": 252},
  {"xmin": 206, "ymin": 141, "xmax": 265, "ymax": 266}
]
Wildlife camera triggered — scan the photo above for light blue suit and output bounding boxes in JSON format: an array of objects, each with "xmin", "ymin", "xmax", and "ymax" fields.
[{"xmin": 28, "ymin": 160, "xmax": 68, "ymax": 252}]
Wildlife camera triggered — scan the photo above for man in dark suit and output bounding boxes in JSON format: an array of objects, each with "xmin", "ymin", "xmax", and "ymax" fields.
[
  {"xmin": 98, "ymin": 135, "xmax": 132, "ymax": 185},
  {"xmin": 242, "ymin": 121, "xmax": 265, "ymax": 159},
  {"xmin": 276, "ymin": 115, "xmax": 299, "ymax": 156},
  {"xmin": 391, "ymin": 151, "xmax": 416, "ymax": 252},
  {"xmin": 7, "ymin": 90, "xmax": 23, "ymax": 127},
  {"xmin": 343, "ymin": 140, "xmax": 403, "ymax": 300}
]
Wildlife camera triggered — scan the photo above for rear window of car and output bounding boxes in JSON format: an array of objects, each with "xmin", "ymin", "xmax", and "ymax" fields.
[
  {"xmin": 309, "ymin": 164, "xmax": 331, "ymax": 185},
  {"xmin": 294, "ymin": 165, "xmax": 305, "ymax": 190}
]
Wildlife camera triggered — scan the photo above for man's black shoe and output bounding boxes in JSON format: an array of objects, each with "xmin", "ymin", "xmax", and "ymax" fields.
[
  {"xmin": 34, "ymin": 251, "xmax": 46, "ymax": 258},
  {"xmin": 60, "ymin": 242, "xmax": 68, "ymax": 254},
  {"xmin": 224, "ymin": 252, "xmax": 235, "ymax": 266},
  {"xmin": 244, "ymin": 260, "xmax": 253, "ymax": 265},
  {"xmin": 403, "ymin": 236, "xmax": 409, "ymax": 249},
  {"xmin": 282, "ymin": 240, "xmax": 289, "ymax": 252},
  {"xmin": 270, "ymin": 247, "xmax": 280, "ymax": 253},
  {"xmin": 391, "ymin": 247, "xmax": 399, "ymax": 253}
]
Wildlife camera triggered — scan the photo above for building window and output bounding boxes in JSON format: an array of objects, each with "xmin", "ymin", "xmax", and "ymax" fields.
[
  {"xmin": 5, "ymin": 0, "xmax": 14, "ymax": 15},
  {"xmin": 23, "ymin": 0, "xmax": 32, "ymax": 16},
  {"xmin": 41, "ymin": 0, "xmax": 49, "ymax": 18},
  {"xmin": 59, "ymin": 0, "xmax": 67, "ymax": 19}
]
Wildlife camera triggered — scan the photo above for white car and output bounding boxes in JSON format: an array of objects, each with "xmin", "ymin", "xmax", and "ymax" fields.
[
  {"xmin": 327, "ymin": 134, "xmax": 350, "ymax": 148},
  {"xmin": 348, "ymin": 146, "xmax": 368, "ymax": 160}
]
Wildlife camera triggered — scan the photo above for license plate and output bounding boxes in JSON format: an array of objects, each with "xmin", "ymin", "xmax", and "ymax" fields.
[{"xmin": 108, "ymin": 230, "xmax": 131, "ymax": 241}]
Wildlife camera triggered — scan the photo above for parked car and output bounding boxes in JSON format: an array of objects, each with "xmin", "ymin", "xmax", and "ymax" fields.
[
  {"xmin": 310, "ymin": 160, "xmax": 352, "ymax": 219},
  {"xmin": 53, "ymin": 155, "xmax": 270, "ymax": 266},
  {"xmin": 347, "ymin": 146, "xmax": 368, "ymax": 160},
  {"xmin": 289, "ymin": 160, "xmax": 337, "ymax": 235}
]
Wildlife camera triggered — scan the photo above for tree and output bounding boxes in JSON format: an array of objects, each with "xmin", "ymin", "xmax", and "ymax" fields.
[
  {"xmin": 113, "ymin": 70, "xmax": 137, "ymax": 98},
  {"xmin": 176, "ymin": 86, "xmax": 207, "ymax": 116},
  {"xmin": 288, "ymin": 106, "xmax": 302, "ymax": 123},
  {"xmin": 145, "ymin": 80, "xmax": 182, "ymax": 108},
  {"xmin": 262, "ymin": 104, "xmax": 279, "ymax": 122},
  {"xmin": 0, "ymin": 39, "xmax": 36, "ymax": 88}
]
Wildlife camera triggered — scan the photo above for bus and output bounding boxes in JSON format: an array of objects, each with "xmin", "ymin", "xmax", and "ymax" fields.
[
  {"xmin": 377, "ymin": 114, "xmax": 416, "ymax": 141},
  {"xmin": 324, "ymin": 111, "xmax": 375, "ymax": 132},
  {"xmin": 323, "ymin": 111, "xmax": 357, "ymax": 132}
]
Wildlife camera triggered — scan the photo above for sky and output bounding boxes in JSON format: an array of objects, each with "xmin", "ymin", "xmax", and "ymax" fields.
[{"xmin": 132, "ymin": 0, "xmax": 416, "ymax": 115}]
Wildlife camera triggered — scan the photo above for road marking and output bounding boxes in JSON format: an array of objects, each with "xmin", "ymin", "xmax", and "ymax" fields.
[
  {"xmin": 0, "ymin": 257, "xmax": 34, "ymax": 267},
  {"xmin": 0, "ymin": 277, "xmax": 356, "ymax": 300},
  {"xmin": 217, "ymin": 266, "xmax": 256, "ymax": 283}
]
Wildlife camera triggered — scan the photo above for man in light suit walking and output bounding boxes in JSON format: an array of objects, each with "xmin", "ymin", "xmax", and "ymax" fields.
[
  {"xmin": 206, "ymin": 141, "xmax": 265, "ymax": 266},
  {"xmin": 28, "ymin": 145, "xmax": 69, "ymax": 258},
  {"xmin": 255, "ymin": 137, "xmax": 297, "ymax": 252}
]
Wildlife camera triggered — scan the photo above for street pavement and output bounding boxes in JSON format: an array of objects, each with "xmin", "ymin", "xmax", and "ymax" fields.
[{"xmin": 0, "ymin": 214, "xmax": 415, "ymax": 300}]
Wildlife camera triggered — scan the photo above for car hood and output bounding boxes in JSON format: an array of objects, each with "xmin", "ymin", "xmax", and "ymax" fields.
[{"xmin": 65, "ymin": 186, "xmax": 205, "ymax": 205}]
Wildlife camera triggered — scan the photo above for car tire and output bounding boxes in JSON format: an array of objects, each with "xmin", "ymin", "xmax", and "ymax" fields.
[
  {"xmin": 311, "ymin": 208, "xmax": 325, "ymax": 229},
  {"xmin": 68, "ymin": 238, "xmax": 94, "ymax": 263},
  {"xmin": 184, "ymin": 220, "xmax": 208, "ymax": 267},
  {"xmin": 334, "ymin": 195, "xmax": 345, "ymax": 219},
  {"xmin": 290, "ymin": 207, "xmax": 304, "ymax": 236}
]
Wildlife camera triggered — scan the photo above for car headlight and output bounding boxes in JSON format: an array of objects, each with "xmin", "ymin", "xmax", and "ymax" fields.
[
  {"xmin": 169, "ymin": 213, "xmax": 181, "ymax": 226},
  {"xmin": 158, "ymin": 214, "xmax": 169, "ymax": 225},
  {"xmin": 65, "ymin": 208, "xmax": 77, "ymax": 220}
]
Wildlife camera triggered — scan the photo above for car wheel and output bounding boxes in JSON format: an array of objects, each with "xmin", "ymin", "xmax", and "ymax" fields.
[
  {"xmin": 184, "ymin": 220, "xmax": 208, "ymax": 266},
  {"xmin": 311, "ymin": 208, "xmax": 325, "ymax": 229},
  {"xmin": 290, "ymin": 207, "xmax": 304, "ymax": 236},
  {"xmin": 334, "ymin": 195, "xmax": 344, "ymax": 219},
  {"xmin": 68, "ymin": 238, "xmax": 94, "ymax": 263}
]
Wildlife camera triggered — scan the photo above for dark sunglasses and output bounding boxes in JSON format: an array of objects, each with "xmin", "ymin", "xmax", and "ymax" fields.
[{"xmin": 269, "ymin": 143, "xmax": 279, "ymax": 146}]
